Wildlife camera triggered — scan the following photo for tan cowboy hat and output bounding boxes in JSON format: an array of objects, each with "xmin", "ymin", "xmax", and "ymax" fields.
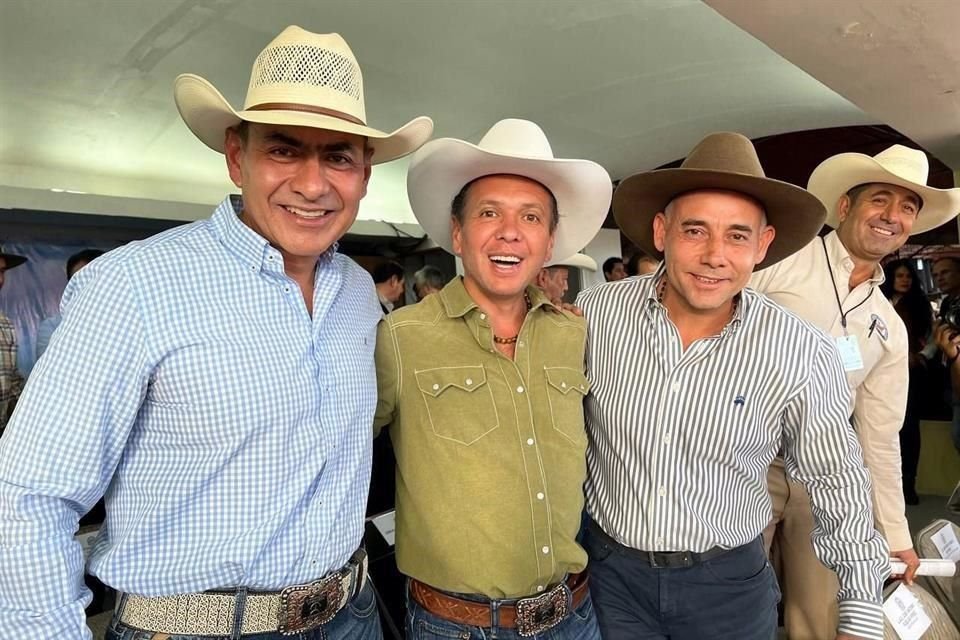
[
  {"xmin": 613, "ymin": 132, "xmax": 825, "ymax": 269},
  {"xmin": 547, "ymin": 252, "xmax": 598, "ymax": 272},
  {"xmin": 809, "ymin": 144, "xmax": 960, "ymax": 235},
  {"xmin": 174, "ymin": 26, "xmax": 433, "ymax": 164},
  {"xmin": 0, "ymin": 246, "xmax": 26, "ymax": 270},
  {"xmin": 406, "ymin": 119, "xmax": 612, "ymax": 261}
]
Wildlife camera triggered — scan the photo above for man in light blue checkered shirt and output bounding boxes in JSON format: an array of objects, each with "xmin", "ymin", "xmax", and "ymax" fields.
[{"xmin": 0, "ymin": 26, "xmax": 432, "ymax": 639}]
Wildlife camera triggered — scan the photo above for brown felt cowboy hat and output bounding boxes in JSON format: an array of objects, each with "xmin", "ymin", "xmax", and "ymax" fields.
[
  {"xmin": 0, "ymin": 247, "xmax": 26, "ymax": 270},
  {"xmin": 174, "ymin": 26, "xmax": 433, "ymax": 164},
  {"xmin": 613, "ymin": 132, "xmax": 826, "ymax": 269}
]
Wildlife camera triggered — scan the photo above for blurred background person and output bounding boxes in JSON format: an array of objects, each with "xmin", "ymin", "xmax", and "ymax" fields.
[
  {"xmin": 625, "ymin": 251, "xmax": 658, "ymax": 276},
  {"xmin": 881, "ymin": 259, "xmax": 933, "ymax": 504},
  {"xmin": 373, "ymin": 260, "xmax": 406, "ymax": 313},
  {"xmin": 413, "ymin": 265, "xmax": 446, "ymax": 301},
  {"xmin": 602, "ymin": 256, "xmax": 626, "ymax": 281},
  {"xmin": 535, "ymin": 264, "xmax": 569, "ymax": 306},
  {"xmin": 35, "ymin": 249, "xmax": 104, "ymax": 360}
]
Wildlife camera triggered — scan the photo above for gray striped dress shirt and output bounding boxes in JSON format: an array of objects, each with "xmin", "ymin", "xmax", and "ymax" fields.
[{"xmin": 578, "ymin": 271, "xmax": 889, "ymax": 640}]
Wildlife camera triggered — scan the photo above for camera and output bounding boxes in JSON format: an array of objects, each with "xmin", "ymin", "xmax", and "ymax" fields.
[{"xmin": 939, "ymin": 296, "xmax": 960, "ymax": 332}]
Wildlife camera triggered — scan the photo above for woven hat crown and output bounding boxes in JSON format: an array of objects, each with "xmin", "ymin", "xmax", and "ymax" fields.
[
  {"xmin": 243, "ymin": 26, "xmax": 367, "ymax": 124},
  {"xmin": 681, "ymin": 132, "xmax": 766, "ymax": 177}
]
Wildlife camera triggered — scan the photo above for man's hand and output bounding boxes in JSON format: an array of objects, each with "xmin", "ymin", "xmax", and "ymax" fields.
[
  {"xmin": 560, "ymin": 302, "xmax": 583, "ymax": 317},
  {"xmin": 933, "ymin": 321, "xmax": 960, "ymax": 360},
  {"xmin": 891, "ymin": 547, "xmax": 921, "ymax": 584}
]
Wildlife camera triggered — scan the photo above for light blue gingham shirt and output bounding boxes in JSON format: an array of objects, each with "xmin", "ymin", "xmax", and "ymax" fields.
[{"xmin": 0, "ymin": 196, "xmax": 380, "ymax": 638}]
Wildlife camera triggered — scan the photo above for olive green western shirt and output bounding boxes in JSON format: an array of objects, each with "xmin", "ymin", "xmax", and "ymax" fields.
[{"xmin": 374, "ymin": 277, "xmax": 590, "ymax": 598}]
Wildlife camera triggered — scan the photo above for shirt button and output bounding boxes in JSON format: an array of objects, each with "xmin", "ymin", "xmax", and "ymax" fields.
[
  {"xmin": 527, "ymin": 438, "xmax": 535, "ymax": 446},
  {"xmin": 465, "ymin": 378, "xmax": 473, "ymax": 386},
  {"xmin": 537, "ymin": 492, "xmax": 545, "ymax": 500},
  {"xmin": 542, "ymin": 546, "xmax": 550, "ymax": 554},
  {"xmin": 658, "ymin": 486, "xmax": 667, "ymax": 497},
  {"xmin": 432, "ymin": 384, "xmax": 440, "ymax": 391},
  {"xmin": 561, "ymin": 382, "xmax": 567, "ymax": 388},
  {"xmin": 516, "ymin": 386, "xmax": 524, "ymax": 393},
  {"xmin": 656, "ymin": 536, "xmax": 664, "ymax": 546},
  {"xmin": 479, "ymin": 313, "xmax": 486, "ymax": 320},
  {"xmin": 518, "ymin": 341, "xmax": 525, "ymax": 347},
  {"xmin": 671, "ymin": 382, "xmax": 680, "ymax": 393},
  {"xmin": 536, "ymin": 585, "xmax": 544, "ymax": 592},
  {"xmin": 663, "ymin": 434, "xmax": 671, "ymax": 444},
  {"xmin": 283, "ymin": 286, "xmax": 291, "ymax": 293}
]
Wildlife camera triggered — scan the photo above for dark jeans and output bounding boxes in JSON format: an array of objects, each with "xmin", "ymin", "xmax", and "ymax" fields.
[
  {"xmin": 582, "ymin": 520, "xmax": 779, "ymax": 640},
  {"xmin": 405, "ymin": 584, "xmax": 601, "ymax": 640},
  {"xmin": 106, "ymin": 580, "xmax": 382, "ymax": 640}
]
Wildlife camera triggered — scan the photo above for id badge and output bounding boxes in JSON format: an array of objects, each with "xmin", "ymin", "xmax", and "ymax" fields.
[{"xmin": 835, "ymin": 335, "xmax": 864, "ymax": 372}]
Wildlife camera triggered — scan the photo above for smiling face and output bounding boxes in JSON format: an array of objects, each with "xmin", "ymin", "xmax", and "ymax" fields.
[
  {"xmin": 451, "ymin": 174, "xmax": 556, "ymax": 306},
  {"xmin": 835, "ymin": 182, "xmax": 920, "ymax": 264},
  {"xmin": 225, "ymin": 122, "xmax": 372, "ymax": 274},
  {"xmin": 653, "ymin": 189, "xmax": 775, "ymax": 318}
]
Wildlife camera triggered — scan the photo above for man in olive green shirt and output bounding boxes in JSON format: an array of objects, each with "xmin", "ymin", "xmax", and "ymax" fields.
[{"xmin": 374, "ymin": 119, "xmax": 611, "ymax": 639}]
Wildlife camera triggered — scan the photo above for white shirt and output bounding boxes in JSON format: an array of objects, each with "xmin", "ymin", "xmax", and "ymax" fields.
[{"xmin": 751, "ymin": 230, "xmax": 911, "ymax": 551}]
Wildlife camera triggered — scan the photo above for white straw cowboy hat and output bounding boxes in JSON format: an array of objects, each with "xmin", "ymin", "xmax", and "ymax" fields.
[
  {"xmin": 809, "ymin": 144, "xmax": 960, "ymax": 235},
  {"xmin": 174, "ymin": 26, "xmax": 433, "ymax": 164},
  {"xmin": 546, "ymin": 253, "xmax": 598, "ymax": 272},
  {"xmin": 406, "ymin": 119, "xmax": 612, "ymax": 260},
  {"xmin": 614, "ymin": 132, "xmax": 825, "ymax": 269}
]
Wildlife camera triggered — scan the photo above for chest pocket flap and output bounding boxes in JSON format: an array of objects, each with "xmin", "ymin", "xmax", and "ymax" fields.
[
  {"xmin": 414, "ymin": 366, "xmax": 498, "ymax": 445},
  {"xmin": 544, "ymin": 366, "xmax": 589, "ymax": 446}
]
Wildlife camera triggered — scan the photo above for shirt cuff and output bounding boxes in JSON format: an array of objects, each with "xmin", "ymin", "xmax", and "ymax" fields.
[{"xmin": 838, "ymin": 600, "xmax": 884, "ymax": 640}]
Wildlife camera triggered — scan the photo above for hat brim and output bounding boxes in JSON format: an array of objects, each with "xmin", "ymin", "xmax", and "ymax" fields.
[
  {"xmin": 613, "ymin": 169, "xmax": 826, "ymax": 270},
  {"xmin": 0, "ymin": 254, "xmax": 26, "ymax": 270},
  {"xmin": 406, "ymin": 138, "xmax": 612, "ymax": 261},
  {"xmin": 173, "ymin": 74, "xmax": 433, "ymax": 165},
  {"xmin": 547, "ymin": 253, "xmax": 598, "ymax": 271},
  {"xmin": 808, "ymin": 153, "xmax": 960, "ymax": 234}
]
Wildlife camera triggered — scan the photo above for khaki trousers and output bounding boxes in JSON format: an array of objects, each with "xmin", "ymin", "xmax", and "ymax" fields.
[{"xmin": 764, "ymin": 457, "xmax": 839, "ymax": 640}]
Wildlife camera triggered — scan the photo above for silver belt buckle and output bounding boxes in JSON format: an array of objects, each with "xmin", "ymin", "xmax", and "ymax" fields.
[
  {"xmin": 277, "ymin": 572, "xmax": 345, "ymax": 635},
  {"xmin": 515, "ymin": 584, "xmax": 569, "ymax": 637}
]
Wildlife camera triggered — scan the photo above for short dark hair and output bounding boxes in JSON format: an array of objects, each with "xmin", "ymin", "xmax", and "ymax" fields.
[
  {"xmin": 934, "ymin": 256, "xmax": 960, "ymax": 272},
  {"xmin": 845, "ymin": 182, "xmax": 923, "ymax": 211},
  {"xmin": 450, "ymin": 176, "xmax": 559, "ymax": 233},
  {"xmin": 602, "ymin": 257, "xmax": 623, "ymax": 275},
  {"xmin": 66, "ymin": 249, "xmax": 104, "ymax": 279},
  {"xmin": 372, "ymin": 261, "xmax": 404, "ymax": 284}
]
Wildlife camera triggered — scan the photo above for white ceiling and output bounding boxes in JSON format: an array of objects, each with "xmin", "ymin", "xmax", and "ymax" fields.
[{"xmin": 1, "ymin": 0, "xmax": 929, "ymax": 232}]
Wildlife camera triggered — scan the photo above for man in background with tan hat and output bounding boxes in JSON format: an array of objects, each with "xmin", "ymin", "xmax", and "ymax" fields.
[
  {"xmin": 374, "ymin": 118, "xmax": 611, "ymax": 639},
  {"xmin": 0, "ymin": 26, "xmax": 431, "ymax": 639},
  {"xmin": 0, "ymin": 246, "xmax": 26, "ymax": 430},
  {"xmin": 578, "ymin": 132, "xmax": 888, "ymax": 640},
  {"xmin": 751, "ymin": 144, "xmax": 960, "ymax": 639}
]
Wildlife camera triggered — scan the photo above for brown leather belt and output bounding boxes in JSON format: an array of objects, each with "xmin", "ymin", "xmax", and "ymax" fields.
[{"xmin": 410, "ymin": 572, "xmax": 589, "ymax": 637}]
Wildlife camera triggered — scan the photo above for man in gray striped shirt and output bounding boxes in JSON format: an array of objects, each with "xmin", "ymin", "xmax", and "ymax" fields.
[{"xmin": 577, "ymin": 132, "xmax": 889, "ymax": 640}]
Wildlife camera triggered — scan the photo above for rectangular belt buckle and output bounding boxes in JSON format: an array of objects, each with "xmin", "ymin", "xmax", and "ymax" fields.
[
  {"xmin": 515, "ymin": 587, "xmax": 568, "ymax": 637},
  {"xmin": 278, "ymin": 573, "xmax": 344, "ymax": 636}
]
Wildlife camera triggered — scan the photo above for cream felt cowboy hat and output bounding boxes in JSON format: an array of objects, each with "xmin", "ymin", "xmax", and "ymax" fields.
[
  {"xmin": 546, "ymin": 252, "xmax": 598, "ymax": 272},
  {"xmin": 174, "ymin": 26, "xmax": 433, "ymax": 164},
  {"xmin": 613, "ymin": 132, "xmax": 826, "ymax": 269},
  {"xmin": 406, "ymin": 119, "xmax": 612, "ymax": 260},
  {"xmin": 809, "ymin": 144, "xmax": 960, "ymax": 235}
]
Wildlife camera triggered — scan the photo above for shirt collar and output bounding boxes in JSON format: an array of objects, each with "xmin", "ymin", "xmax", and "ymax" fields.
[
  {"xmin": 823, "ymin": 230, "xmax": 884, "ymax": 286},
  {"xmin": 439, "ymin": 277, "xmax": 556, "ymax": 319},
  {"xmin": 211, "ymin": 195, "xmax": 338, "ymax": 274}
]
